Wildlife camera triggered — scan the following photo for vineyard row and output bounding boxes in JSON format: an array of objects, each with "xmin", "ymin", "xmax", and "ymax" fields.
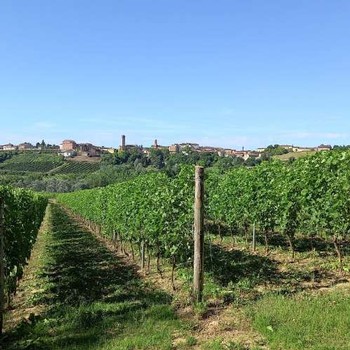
[
  {"xmin": 0, "ymin": 186, "xmax": 47, "ymax": 333},
  {"xmin": 57, "ymin": 149, "xmax": 350, "ymax": 274}
]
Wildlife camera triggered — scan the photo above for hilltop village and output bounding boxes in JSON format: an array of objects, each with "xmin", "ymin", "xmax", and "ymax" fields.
[{"xmin": 0, "ymin": 135, "xmax": 333, "ymax": 161}]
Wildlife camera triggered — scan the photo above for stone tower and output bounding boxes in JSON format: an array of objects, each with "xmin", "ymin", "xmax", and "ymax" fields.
[{"xmin": 120, "ymin": 135, "xmax": 126, "ymax": 151}]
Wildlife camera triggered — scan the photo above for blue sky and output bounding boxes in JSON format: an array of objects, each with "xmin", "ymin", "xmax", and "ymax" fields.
[{"xmin": 1, "ymin": 0, "xmax": 349, "ymax": 149}]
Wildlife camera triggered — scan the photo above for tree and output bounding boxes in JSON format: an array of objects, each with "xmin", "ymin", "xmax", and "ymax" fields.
[
  {"xmin": 149, "ymin": 149, "xmax": 165, "ymax": 169},
  {"xmin": 261, "ymin": 144, "xmax": 289, "ymax": 159}
]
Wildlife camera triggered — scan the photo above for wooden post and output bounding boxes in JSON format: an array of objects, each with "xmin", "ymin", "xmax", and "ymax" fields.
[
  {"xmin": 0, "ymin": 197, "xmax": 5, "ymax": 335},
  {"xmin": 193, "ymin": 166, "xmax": 205, "ymax": 303},
  {"xmin": 252, "ymin": 222, "xmax": 256, "ymax": 252},
  {"xmin": 141, "ymin": 240, "xmax": 145, "ymax": 270},
  {"xmin": 112, "ymin": 231, "xmax": 116, "ymax": 247}
]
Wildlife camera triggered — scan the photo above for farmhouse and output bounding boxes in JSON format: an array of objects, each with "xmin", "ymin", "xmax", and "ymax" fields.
[
  {"xmin": 60, "ymin": 140, "xmax": 77, "ymax": 151},
  {"xmin": 169, "ymin": 144, "xmax": 180, "ymax": 153},
  {"xmin": 317, "ymin": 144, "xmax": 332, "ymax": 151},
  {"xmin": 232, "ymin": 150, "xmax": 260, "ymax": 160},
  {"xmin": 2, "ymin": 143, "xmax": 17, "ymax": 151},
  {"xmin": 79, "ymin": 143, "xmax": 101, "ymax": 157},
  {"xmin": 18, "ymin": 142, "xmax": 34, "ymax": 150}
]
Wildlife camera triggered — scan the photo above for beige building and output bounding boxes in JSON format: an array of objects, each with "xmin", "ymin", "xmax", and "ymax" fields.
[
  {"xmin": 169, "ymin": 144, "xmax": 180, "ymax": 153},
  {"xmin": 317, "ymin": 144, "xmax": 332, "ymax": 151},
  {"xmin": 60, "ymin": 140, "xmax": 77, "ymax": 151},
  {"xmin": 18, "ymin": 142, "xmax": 34, "ymax": 150},
  {"xmin": 2, "ymin": 143, "xmax": 17, "ymax": 151}
]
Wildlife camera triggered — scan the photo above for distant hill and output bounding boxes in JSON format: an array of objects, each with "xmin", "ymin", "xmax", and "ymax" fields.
[
  {"xmin": 0, "ymin": 151, "xmax": 100, "ymax": 175},
  {"xmin": 50, "ymin": 160, "xmax": 101, "ymax": 175},
  {"xmin": 273, "ymin": 150, "xmax": 317, "ymax": 161},
  {"xmin": 0, "ymin": 152, "xmax": 64, "ymax": 173}
]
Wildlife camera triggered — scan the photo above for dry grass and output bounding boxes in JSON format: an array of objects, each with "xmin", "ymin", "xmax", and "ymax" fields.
[{"xmin": 273, "ymin": 150, "xmax": 317, "ymax": 161}]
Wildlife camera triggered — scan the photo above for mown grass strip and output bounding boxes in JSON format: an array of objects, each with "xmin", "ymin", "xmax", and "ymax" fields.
[
  {"xmin": 3, "ymin": 203, "xmax": 189, "ymax": 350},
  {"xmin": 250, "ymin": 288, "xmax": 350, "ymax": 350}
]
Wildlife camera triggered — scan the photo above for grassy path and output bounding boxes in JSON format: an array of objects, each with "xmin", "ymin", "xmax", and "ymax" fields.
[
  {"xmin": 2, "ymin": 203, "xmax": 188, "ymax": 350},
  {"xmin": 3, "ymin": 202, "xmax": 350, "ymax": 350}
]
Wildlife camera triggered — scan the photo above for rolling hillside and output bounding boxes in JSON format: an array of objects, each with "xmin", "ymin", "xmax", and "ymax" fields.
[{"xmin": 0, "ymin": 151, "xmax": 100, "ymax": 175}]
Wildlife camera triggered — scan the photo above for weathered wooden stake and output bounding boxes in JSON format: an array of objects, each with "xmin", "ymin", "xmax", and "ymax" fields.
[
  {"xmin": 141, "ymin": 240, "xmax": 145, "ymax": 270},
  {"xmin": 0, "ymin": 197, "xmax": 5, "ymax": 335},
  {"xmin": 112, "ymin": 231, "xmax": 117, "ymax": 249},
  {"xmin": 193, "ymin": 166, "xmax": 205, "ymax": 303}
]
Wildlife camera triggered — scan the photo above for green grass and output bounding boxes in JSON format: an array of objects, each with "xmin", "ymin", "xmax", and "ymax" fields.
[
  {"xmin": 202, "ymin": 232, "xmax": 350, "ymax": 349},
  {"xmin": 250, "ymin": 289, "xmax": 350, "ymax": 350},
  {"xmin": 4, "ymin": 204, "xmax": 350, "ymax": 350},
  {"xmin": 3, "ymin": 203, "xmax": 188, "ymax": 350},
  {"xmin": 0, "ymin": 152, "xmax": 100, "ymax": 175}
]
